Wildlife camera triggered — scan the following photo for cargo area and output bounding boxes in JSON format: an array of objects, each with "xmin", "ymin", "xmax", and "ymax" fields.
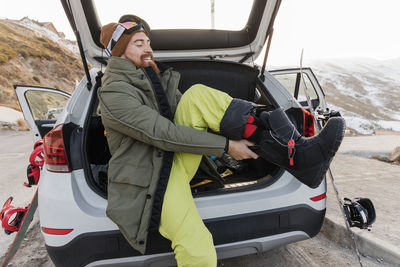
[{"xmin": 85, "ymin": 60, "xmax": 284, "ymax": 196}]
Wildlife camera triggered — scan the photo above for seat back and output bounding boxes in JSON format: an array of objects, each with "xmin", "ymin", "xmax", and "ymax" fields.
[{"xmin": 166, "ymin": 60, "xmax": 259, "ymax": 101}]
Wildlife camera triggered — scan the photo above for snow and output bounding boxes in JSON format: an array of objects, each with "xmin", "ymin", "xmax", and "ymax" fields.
[
  {"xmin": 326, "ymin": 101, "xmax": 400, "ymax": 135},
  {"xmin": 309, "ymin": 58, "xmax": 400, "ymax": 134},
  {"xmin": 15, "ymin": 18, "xmax": 79, "ymax": 54},
  {"xmin": 376, "ymin": 120, "xmax": 400, "ymax": 132},
  {"xmin": 0, "ymin": 106, "xmax": 23, "ymax": 123}
]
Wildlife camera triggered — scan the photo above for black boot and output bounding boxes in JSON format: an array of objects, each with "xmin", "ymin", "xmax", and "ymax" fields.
[{"xmin": 251, "ymin": 108, "xmax": 345, "ymax": 188}]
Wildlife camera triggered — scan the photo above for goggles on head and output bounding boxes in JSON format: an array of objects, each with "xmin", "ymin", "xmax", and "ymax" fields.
[{"xmin": 105, "ymin": 21, "xmax": 149, "ymax": 56}]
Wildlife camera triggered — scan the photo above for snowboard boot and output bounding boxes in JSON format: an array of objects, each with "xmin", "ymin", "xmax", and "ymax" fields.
[{"xmin": 251, "ymin": 108, "xmax": 345, "ymax": 188}]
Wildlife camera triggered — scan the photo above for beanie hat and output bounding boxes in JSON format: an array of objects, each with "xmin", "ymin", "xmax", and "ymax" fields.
[{"xmin": 100, "ymin": 15, "xmax": 150, "ymax": 57}]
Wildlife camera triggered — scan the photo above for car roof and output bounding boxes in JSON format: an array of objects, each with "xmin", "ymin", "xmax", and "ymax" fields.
[{"xmin": 62, "ymin": 0, "xmax": 281, "ymax": 67}]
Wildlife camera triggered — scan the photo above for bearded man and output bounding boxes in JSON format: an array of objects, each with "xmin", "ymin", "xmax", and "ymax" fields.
[{"xmin": 98, "ymin": 14, "xmax": 345, "ymax": 267}]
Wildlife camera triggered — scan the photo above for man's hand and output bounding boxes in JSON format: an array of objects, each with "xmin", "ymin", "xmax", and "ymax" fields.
[{"xmin": 227, "ymin": 139, "xmax": 259, "ymax": 160}]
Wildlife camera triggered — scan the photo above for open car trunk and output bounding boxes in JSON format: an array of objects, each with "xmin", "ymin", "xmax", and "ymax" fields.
[{"xmin": 85, "ymin": 60, "xmax": 283, "ymax": 197}]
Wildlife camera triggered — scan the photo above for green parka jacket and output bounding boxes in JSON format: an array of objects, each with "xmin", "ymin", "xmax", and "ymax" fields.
[{"xmin": 98, "ymin": 57, "xmax": 227, "ymax": 254}]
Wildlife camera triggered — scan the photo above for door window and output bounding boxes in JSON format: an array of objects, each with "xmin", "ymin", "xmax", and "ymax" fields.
[
  {"xmin": 25, "ymin": 90, "xmax": 69, "ymax": 120},
  {"xmin": 273, "ymin": 72, "xmax": 318, "ymax": 102}
]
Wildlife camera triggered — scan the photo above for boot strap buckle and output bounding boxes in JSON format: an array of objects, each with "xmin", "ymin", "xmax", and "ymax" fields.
[{"xmin": 288, "ymin": 139, "xmax": 296, "ymax": 166}]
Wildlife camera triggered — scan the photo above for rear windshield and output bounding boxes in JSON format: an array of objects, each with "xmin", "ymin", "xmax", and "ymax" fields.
[{"xmin": 94, "ymin": 0, "xmax": 254, "ymax": 31}]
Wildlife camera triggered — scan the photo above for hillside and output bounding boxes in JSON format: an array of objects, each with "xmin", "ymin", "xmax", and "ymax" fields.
[
  {"xmin": 0, "ymin": 17, "xmax": 399, "ymax": 135},
  {"xmin": 309, "ymin": 58, "xmax": 400, "ymax": 134},
  {"xmin": 0, "ymin": 17, "xmax": 84, "ymax": 110}
]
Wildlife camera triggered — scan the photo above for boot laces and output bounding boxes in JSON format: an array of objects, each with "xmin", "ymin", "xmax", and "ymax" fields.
[{"xmin": 269, "ymin": 128, "xmax": 296, "ymax": 147}]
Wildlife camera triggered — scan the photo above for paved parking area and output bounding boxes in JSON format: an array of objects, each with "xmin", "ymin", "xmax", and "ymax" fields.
[{"xmin": 325, "ymin": 134, "xmax": 400, "ymax": 265}]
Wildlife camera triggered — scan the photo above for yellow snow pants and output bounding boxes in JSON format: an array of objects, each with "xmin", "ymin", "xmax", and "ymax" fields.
[{"xmin": 159, "ymin": 84, "xmax": 233, "ymax": 267}]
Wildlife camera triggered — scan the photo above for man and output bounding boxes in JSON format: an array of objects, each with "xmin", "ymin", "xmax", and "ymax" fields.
[{"xmin": 98, "ymin": 15, "xmax": 345, "ymax": 266}]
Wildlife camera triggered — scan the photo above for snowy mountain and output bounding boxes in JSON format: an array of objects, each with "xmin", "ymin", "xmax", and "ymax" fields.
[{"xmin": 309, "ymin": 58, "xmax": 400, "ymax": 134}]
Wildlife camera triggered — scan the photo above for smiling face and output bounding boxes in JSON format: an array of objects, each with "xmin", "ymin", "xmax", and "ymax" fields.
[{"xmin": 121, "ymin": 31, "xmax": 154, "ymax": 68}]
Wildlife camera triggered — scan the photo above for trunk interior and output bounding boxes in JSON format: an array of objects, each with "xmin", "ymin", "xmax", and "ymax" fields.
[{"xmin": 85, "ymin": 60, "xmax": 282, "ymax": 196}]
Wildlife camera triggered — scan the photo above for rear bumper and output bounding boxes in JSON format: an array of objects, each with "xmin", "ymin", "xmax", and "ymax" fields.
[{"xmin": 46, "ymin": 205, "xmax": 325, "ymax": 267}]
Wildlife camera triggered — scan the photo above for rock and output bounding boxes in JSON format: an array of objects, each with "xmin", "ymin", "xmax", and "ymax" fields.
[
  {"xmin": 371, "ymin": 146, "xmax": 400, "ymax": 165},
  {"xmin": 389, "ymin": 146, "xmax": 400, "ymax": 162},
  {"xmin": 370, "ymin": 155, "xmax": 392, "ymax": 163}
]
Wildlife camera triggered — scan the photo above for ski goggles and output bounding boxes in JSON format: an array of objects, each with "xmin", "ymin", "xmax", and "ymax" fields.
[{"xmin": 105, "ymin": 21, "xmax": 149, "ymax": 56}]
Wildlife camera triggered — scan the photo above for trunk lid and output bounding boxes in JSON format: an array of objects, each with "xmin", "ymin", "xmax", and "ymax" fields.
[{"xmin": 61, "ymin": 0, "xmax": 281, "ymax": 68}]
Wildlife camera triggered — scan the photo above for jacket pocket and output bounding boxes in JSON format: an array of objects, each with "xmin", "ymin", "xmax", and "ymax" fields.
[
  {"xmin": 108, "ymin": 164, "xmax": 152, "ymax": 187},
  {"xmin": 106, "ymin": 164, "xmax": 152, "ymax": 242}
]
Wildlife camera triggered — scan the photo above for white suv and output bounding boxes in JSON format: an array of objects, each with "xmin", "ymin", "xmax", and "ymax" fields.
[{"xmin": 16, "ymin": 0, "xmax": 333, "ymax": 266}]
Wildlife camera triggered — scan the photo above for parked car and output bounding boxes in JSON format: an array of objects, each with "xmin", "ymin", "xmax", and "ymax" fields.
[
  {"xmin": 46, "ymin": 108, "xmax": 64, "ymax": 120},
  {"xmin": 15, "ymin": 0, "xmax": 333, "ymax": 266}
]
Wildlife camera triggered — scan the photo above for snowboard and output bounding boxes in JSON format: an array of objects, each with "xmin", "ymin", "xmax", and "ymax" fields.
[{"xmin": 1, "ymin": 190, "xmax": 38, "ymax": 267}]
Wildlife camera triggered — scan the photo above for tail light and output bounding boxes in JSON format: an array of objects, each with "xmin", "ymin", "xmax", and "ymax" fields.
[
  {"xmin": 302, "ymin": 108, "xmax": 315, "ymax": 137},
  {"xmin": 43, "ymin": 124, "xmax": 71, "ymax": 173}
]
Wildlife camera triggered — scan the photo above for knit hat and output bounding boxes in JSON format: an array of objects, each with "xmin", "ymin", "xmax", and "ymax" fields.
[{"xmin": 100, "ymin": 15, "xmax": 150, "ymax": 57}]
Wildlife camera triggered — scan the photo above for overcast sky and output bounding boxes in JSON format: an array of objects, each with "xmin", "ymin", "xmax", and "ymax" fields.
[{"xmin": 1, "ymin": 0, "xmax": 400, "ymax": 66}]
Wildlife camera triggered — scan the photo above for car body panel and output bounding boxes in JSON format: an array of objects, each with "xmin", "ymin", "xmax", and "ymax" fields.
[
  {"xmin": 38, "ymin": 169, "xmax": 117, "ymax": 247},
  {"xmin": 45, "ymin": 204, "xmax": 324, "ymax": 266},
  {"xmin": 62, "ymin": 70, "xmax": 98, "ymax": 126},
  {"xmin": 39, "ymin": 164, "xmax": 325, "ymax": 248},
  {"xmin": 82, "ymin": 232, "xmax": 310, "ymax": 267}
]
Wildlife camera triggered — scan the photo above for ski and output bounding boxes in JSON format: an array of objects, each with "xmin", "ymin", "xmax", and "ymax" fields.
[{"xmin": 1, "ymin": 190, "xmax": 38, "ymax": 267}]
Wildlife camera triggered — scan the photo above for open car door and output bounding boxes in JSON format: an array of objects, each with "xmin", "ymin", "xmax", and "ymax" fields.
[
  {"xmin": 270, "ymin": 68, "xmax": 327, "ymax": 112},
  {"xmin": 14, "ymin": 86, "xmax": 70, "ymax": 141}
]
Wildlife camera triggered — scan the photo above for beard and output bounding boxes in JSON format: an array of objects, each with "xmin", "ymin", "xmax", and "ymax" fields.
[
  {"xmin": 140, "ymin": 53, "xmax": 153, "ymax": 66},
  {"xmin": 142, "ymin": 54, "xmax": 160, "ymax": 74}
]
